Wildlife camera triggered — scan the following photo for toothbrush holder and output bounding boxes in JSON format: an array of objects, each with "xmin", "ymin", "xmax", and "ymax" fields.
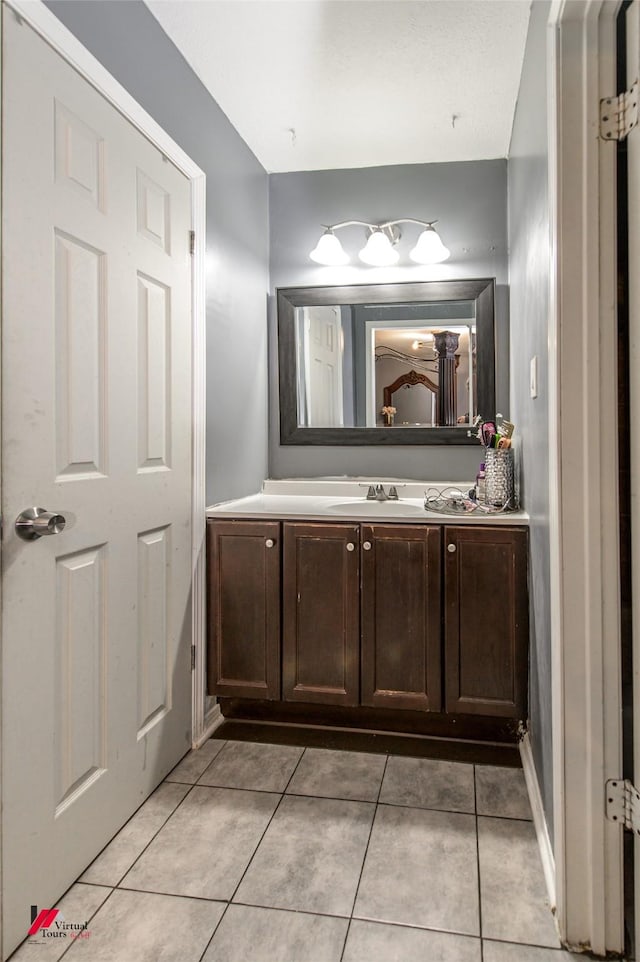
[{"xmin": 485, "ymin": 448, "xmax": 516, "ymax": 509}]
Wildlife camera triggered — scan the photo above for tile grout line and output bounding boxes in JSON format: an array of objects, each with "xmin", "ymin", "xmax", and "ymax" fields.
[
  {"xmin": 376, "ymin": 797, "xmax": 475, "ymax": 815},
  {"xmin": 224, "ymin": 745, "xmax": 308, "ymax": 907},
  {"xmin": 167, "ymin": 739, "xmax": 227, "ymax": 780},
  {"xmin": 114, "ymin": 743, "xmax": 301, "ymax": 902},
  {"xmin": 229, "ymin": 899, "xmax": 351, "ymax": 923},
  {"xmin": 196, "ymin": 901, "xmax": 231, "ymax": 962},
  {"xmin": 77, "ymin": 775, "xmax": 200, "ymax": 891},
  {"xmin": 281, "ymin": 744, "xmax": 308, "ymax": 794},
  {"xmin": 339, "ymin": 754, "xmax": 391, "ymax": 962},
  {"xmin": 165, "ymin": 737, "xmax": 227, "ymax": 786},
  {"xmin": 481, "ymin": 934, "xmax": 574, "ymax": 951},
  {"xmin": 228, "ymin": 898, "xmax": 488, "ymax": 937},
  {"xmin": 197, "ymin": 782, "xmax": 297, "ymax": 796},
  {"xmin": 62, "ymin": 746, "xmax": 540, "ymax": 961},
  {"xmin": 112, "ymin": 884, "xmax": 228, "ymax": 903},
  {"xmin": 44, "ymin": 749, "xmax": 222, "ymax": 958},
  {"xmin": 197, "ymin": 742, "xmax": 305, "ymax": 795},
  {"xmin": 55, "ymin": 887, "xmax": 118, "ymax": 962},
  {"xmin": 166, "ymin": 784, "xmax": 532, "ymax": 818},
  {"xmin": 223, "ymin": 797, "xmax": 287, "ymax": 905},
  {"xmin": 110, "ymin": 780, "xmax": 199, "ymax": 890},
  {"xmin": 474, "ymin": 765, "xmax": 484, "ymax": 962}
]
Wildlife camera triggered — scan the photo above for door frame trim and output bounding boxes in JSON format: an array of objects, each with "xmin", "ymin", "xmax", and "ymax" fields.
[
  {"xmin": 548, "ymin": 0, "xmax": 623, "ymax": 952},
  {"xmin": 1, "ymin": 0, "xmax": 210, "ymax": 740}
]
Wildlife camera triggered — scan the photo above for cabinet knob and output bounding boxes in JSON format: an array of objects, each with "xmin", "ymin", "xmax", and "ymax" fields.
[
  {"xmin": 447, "ymin": 543, "xmax": 456, "ymax": 553},
  {"xmin": 363, "ymin": 541, "xmax": 372, "ymax": 551},
  {"xmin": 265, "ymin": 538, "xmax": 275, "ymax": 548},
  {"xmin": 346, "ymin": 542, "xmax": 355, "ymax": 552}
]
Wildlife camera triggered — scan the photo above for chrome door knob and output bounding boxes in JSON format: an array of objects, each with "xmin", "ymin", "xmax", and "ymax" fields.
[
  {"xmin": 15, "ymin": 507, "xmax": 66, "ymax": 541},
  {"xmin": 265, "ymin": 538, "xmax": 275, "ymax": 548},
  {"xmin": 346, "ymin": 542, "xmax": 355, "ymax": 552},
  {"xmin": 447, "ymin": 543, "xmax": 456, "ymax": 553},
  {"xmin": 363, "ymin": 541, "xmax": 372, "ymax": 550}
]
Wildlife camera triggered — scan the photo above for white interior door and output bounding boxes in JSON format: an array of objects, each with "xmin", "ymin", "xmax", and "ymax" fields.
[
  {"xmin": 628, "ymin": 2, "xmax": 640, "ymax": 955},
  {"xmin": 304, "ymin": 305, "xmax": 344, "ymax": 426},
  {"xmin": 1, "ymin": 10, "xmax": 194, "ymax": 956}
]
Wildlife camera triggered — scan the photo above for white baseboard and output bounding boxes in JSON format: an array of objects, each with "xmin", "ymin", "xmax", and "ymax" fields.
[
  {"xmin": 520, "ymin": 731, "xmax": 556, "ymax": 911},
  {"xmin": 192, "ymin": 703, "xmax": 223, "ymax": 749}
]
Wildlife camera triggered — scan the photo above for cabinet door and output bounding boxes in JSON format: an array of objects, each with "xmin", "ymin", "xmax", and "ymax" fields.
[
  {"xmin": 361, "ymin": 524, "xmax": 442, "ymax": 711},
  {"xmin": 445, "ymin": 526, "xmax": 528, "ymax": 717},
  {"xmin": 207, "ymin": 520, "xmax": 281, "ymax": 699},
  {"xmin": 283, "ymin": 522, "xmax": 360, "ymax": 706}
]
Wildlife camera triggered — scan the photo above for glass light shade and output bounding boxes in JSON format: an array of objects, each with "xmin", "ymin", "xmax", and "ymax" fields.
[
  {"xmin": 358, "ymin": 230, "xmax": 399, "ymax": 266},
  {"xmin": 409, "ymin": 226, "xmax": 450, "ymax": 264},
  {"xmin": 309, "ymin": 231, "xmax": 349, "ymax": 265}
]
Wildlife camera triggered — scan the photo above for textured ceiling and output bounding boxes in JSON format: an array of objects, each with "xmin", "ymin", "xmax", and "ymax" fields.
[{"xmin": 146, "ymin": 0, "xmax": 531, "ymax": 173}]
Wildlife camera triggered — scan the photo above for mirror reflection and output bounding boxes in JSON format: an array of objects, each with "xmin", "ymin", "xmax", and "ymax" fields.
[
  {"xmin": 277, "ymin": 279, "xmax": 494, "ymax": 446},
  {"xmin": 295, "ymin": 301, "xmax": 476, "ymax": 429}
]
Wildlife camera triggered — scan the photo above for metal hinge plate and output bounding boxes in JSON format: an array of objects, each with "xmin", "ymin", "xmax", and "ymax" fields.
[
  {"xmin": 600, "ymin": 81, "xmax": 639, "ymax": 141},
  {"xmin": 191, "ymin": 645, "xmax": 196, "ymax": 671},
  {"xmin": 189, "ymin": 230, "xmax": 196, "ymax": 255},
  {"xmin": 606, "ymin": 779, "xmax": 640, "ymax": 834}
]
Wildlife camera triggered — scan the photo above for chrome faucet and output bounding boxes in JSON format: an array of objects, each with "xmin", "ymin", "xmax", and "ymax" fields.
[
  {"xmin": 363, "ymin": 484, "xmax": 399, "ymax": 501},
  {"xmin": 364, "ymin": 483, "xmax": 402, "ymax": 501}
]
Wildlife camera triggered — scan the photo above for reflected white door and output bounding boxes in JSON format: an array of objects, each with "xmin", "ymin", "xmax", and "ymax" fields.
[
  {"xmin": 304, "ymin": 306, "xmax": 344, "ymax": 426},
  {"xmin": 1, "ymin": 11, "xmax": 193, "ymax": 957}
]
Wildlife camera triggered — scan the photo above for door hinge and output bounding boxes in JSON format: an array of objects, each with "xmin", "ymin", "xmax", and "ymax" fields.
[
  {"xmin": 189, "ymin": 230, "xmax": 196, "ymax": 255},
  {"xmin": 600, "ymin": 80, "xmax": 638, "ymax": 141},
  {"xmin": 605, "ymin": 779, "xmax": 640, "ymax": 834},
  {"xmin": 191, "ymin": 645, "xmax": 196, "ymax": 671}
]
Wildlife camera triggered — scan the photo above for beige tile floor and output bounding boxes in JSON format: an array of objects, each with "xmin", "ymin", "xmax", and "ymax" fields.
[{"xmin": 10, "ymin": 738, "xmax": 585, "ymax": 962}]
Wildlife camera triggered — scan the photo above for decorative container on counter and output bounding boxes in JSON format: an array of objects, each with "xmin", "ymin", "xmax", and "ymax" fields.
[{"xmin": 485, "ymin": 448, "xmax": 516, "ymax": 508}]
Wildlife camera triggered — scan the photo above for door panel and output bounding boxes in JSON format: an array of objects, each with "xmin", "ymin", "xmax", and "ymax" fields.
[
  {"xmin": 304, "ymin": 306, "xmax": 344, "ymax": 427},
  {"xmin": 137, "ymin": 274, "xmax": 172, "ymax": 470},
  {"xmin": 444, "ymin": 526, "xmax": 528, "ymax": 717},
  {"xmin": 54, "ymin": 231, "xmax": 107, "ymax": 478},
  {"xmin": 361, "ymin": 524, "xmax": 442, "ymax": 711},
  {"xmin": 1, "ymin": 13, "xmax": 193, "ymax": 957},
  {"xmin": 55, "ymin": 545, "xmax": 106, "ymax": 813},
  {"xmin": 137, "ymin": 526, "xmax": 172, "ymax": 735},
  {"xmin": 283, "ymin": 522, "xmax": 360, "ymax": 705},
  {"xmin": 207, "ymin": 520, "xmax": 281, "ymax": 700}
]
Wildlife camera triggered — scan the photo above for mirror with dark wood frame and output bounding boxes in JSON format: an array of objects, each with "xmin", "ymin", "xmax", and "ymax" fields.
[{"xmin": 277, "ymin": 278, "xmax": 495, "ymax": 445}]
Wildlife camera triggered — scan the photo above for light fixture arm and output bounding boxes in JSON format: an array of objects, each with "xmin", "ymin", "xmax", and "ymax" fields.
[
  {"xmin": 321, "ymin": 218, "xmax": 438, "ymax": 231},
  {"xmin": 310, "ymin": 219, "xmax": 449, "ymax": 266}
]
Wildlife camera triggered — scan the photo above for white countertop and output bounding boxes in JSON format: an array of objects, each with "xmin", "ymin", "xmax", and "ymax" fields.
[{"xmin": 206, "ymin": 479, "xmax": 529, "ymax": 526}]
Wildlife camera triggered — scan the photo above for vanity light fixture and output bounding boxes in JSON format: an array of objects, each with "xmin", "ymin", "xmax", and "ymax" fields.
[
  {"xmin": 308, "ymin": 219, "xmax": 450, "ymax": 267},
  {"xmin": 309, "ymin": 229, "xmax": 350, "ymax": 266},
  {"xmin": 409, "ymin": 224, "xmax": 451, "ymax": 264},
  {"xmin": 359, "ymin": 228, "xmax": 400, "ymax": 266}
]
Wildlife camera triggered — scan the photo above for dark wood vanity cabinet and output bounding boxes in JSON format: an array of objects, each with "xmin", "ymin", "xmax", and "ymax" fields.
[
  {"xmin": 361, "ymin": 524, "xmax": 442, "ymax": 712},
  {"xmin": 207, "ymin": 520, "xmax": 281, "ymax": 700},
  {"xmin": 444, "ymin": 525, "xmax": 528, "ymax": 718},
  {"xmin": 207, "ymin": 518, "xmax": 528, "ymax": 723},
  {"xmin": 282, "ymin": 522, "xmax": 360, "ymax": 706}
]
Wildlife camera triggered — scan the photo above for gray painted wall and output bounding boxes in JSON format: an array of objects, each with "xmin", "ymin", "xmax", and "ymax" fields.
[
  {"xmin": 43, "ymin": 0, "xmax": 551, "ymax": 829},
  {"xmin": 507, "ymin": 0, "xmax": 553, "ymax": 840},
  {"xmin": 46, "ymin": 0, "xmax": 270, "ymax": 506},
  {"xmin": 269, "ymin": 160, "xmax": 509, "ymax": 480}
]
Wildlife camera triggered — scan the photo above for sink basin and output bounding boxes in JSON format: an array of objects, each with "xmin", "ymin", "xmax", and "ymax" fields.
[{"xmin": 327, "ymin": 500, "xmax": 426, "ymax": 516}]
